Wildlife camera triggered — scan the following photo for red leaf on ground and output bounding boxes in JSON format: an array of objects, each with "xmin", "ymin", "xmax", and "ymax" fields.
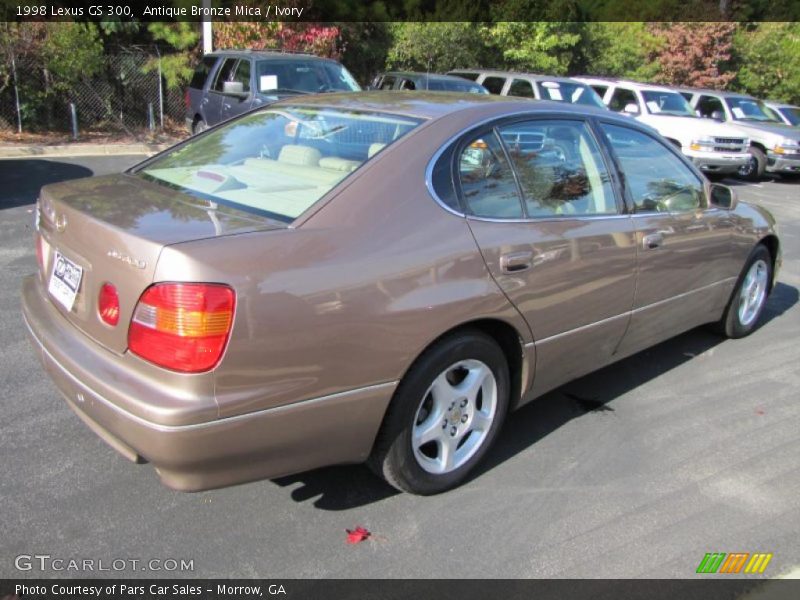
[{"xmin": 346, "ymin": 526, "xmax": 371, "ymax": 544}]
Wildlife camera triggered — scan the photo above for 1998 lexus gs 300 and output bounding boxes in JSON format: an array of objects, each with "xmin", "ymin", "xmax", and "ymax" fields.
[{"xmin": 23, "ymin": 92, "xmax": 781, "ymax": 494}]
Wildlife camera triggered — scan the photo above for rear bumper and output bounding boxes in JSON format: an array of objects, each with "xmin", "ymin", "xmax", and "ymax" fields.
[{"xmin": 21, "ymin": 275, "xmax": 395, "ymax": 491}]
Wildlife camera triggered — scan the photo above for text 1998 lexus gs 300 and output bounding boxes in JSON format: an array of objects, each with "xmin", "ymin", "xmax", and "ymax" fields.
[{"xmin": 22, "ymin": 92, "xmax": 781, "ymax": 494}]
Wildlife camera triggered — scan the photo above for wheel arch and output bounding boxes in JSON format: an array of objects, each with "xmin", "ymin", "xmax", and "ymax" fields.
[
  {"xmin": 395, "ymin": 318, "xmax": 530, "ymax": 416},
  {"xmin": 750, "ymin": 140, "xmax": 768, "ymax": 153},
  {"xmin": 759, "ymin": 234, "xmax": 780, "ymax": 292}
]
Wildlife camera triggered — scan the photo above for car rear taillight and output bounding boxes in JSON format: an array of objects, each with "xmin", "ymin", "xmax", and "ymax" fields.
[
  {"xmin": 128, "ymin": 283, "xmax": 235, "ymax": 373},
  {"xmin": 98, "ymin": 283, "xmax": 120, "ymax": 326}
]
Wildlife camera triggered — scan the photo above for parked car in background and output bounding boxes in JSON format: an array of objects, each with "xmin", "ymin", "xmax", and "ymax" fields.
[
  {"xmin": 185, "ymin": 50, "xmax": 360, "ymax": 134},
  {"xmin": 577, "ymin": 78, "xmax": 752, "ymax": 178},
  {"xmin": 24, "ymin": 92, "xmax": 780, "ymax": 496},
  {"xmin": 570, "ymin": 76, "xmax": 618, "ymax": 102},
  {"xmin": 448, "ymin": 70, "xmax": 606, "ymax": 108},
  {"xmin": 762, "ymin": 101, "xmax": 800, "ymax": 128},
  {"xmin": 368, "ymin": 72, "xmax": 488, "ymax": 94},
  {"xmin": 678, "ymin": 88, "xmax": 800, "ymax": 180}
]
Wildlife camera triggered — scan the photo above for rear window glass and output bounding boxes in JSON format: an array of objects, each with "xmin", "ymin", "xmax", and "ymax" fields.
[{"xmin": 139, "ymin": 107, "xmax": 422, "ymax": 223}]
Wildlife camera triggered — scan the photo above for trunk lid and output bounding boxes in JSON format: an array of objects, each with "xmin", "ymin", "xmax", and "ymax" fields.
[{"xmin": 37, "ymin": 173, "xmax": 282, "ymax": 354}]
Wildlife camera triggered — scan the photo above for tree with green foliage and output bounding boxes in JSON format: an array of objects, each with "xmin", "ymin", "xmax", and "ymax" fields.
[
  {"xmin": 582, "ymin": 23, "xmax": 662, "ymax": 80},
  {"xmin": 144, "ymin": 22, "xmax": 200, "ymax": 89},
  {"xmin": 485, "ymin": 22, "xmax": 585, "ymax": 75},
  {"xmin": 733, "ymin": 23, "xmax": 800, "ymax": 104},
  {"xmin": 386, "ymin": 22, "xmax": 497, "ymax": 74}
]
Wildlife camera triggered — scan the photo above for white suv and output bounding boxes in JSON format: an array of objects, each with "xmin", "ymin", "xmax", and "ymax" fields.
[{"xmin": 575, "ymin": 78, "xmax": 751, "ymax": 176}]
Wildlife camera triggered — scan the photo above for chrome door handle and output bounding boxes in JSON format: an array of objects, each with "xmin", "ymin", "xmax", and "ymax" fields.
[
  {"xmin": 500, "ymin": 251, "xmax": 533, "ymax": 273},
  {"xmin": 643, "ymin": 232, "xmax": 664, "ymax": 250}
]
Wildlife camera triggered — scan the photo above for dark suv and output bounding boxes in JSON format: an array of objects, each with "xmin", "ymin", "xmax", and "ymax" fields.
[{"xmin": 185, "ymin": 50, "xmax": 361, "ymax": 134}]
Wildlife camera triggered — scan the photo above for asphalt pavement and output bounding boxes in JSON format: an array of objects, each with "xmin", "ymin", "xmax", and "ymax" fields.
[{"xmin": 1, "ymin": 156, "xmax": 798, "ymax": 579}]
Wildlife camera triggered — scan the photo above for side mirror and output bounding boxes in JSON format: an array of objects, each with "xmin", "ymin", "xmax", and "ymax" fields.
[
  {"xmin": 623, "ymin": 103, "xmax": 640, "ymax": 114},
  {"xmin": 709, "ymin": 183, "xmax": 737, "ymax": 210},
  {"xmin": 222, "ymin": 81, "xmax": 247, "ymax": 98},
  {"xmin": 711, "ymin": 110, "xmax": 725, "ymax": 121}
]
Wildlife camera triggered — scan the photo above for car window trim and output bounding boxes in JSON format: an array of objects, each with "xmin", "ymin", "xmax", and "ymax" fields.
[{"xmin": 428, "ymin": 113, "xmax": 629, "ymax": 223}]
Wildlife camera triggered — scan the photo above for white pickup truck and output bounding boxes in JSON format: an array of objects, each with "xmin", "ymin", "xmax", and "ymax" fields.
[{"xmin": 575, "ymin": 78, "xmax": 751, "ymax": 177}]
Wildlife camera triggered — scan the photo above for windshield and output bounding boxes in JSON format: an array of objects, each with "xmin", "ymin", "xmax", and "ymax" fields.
[
  {"xmin": 255, "ymin": 60, "xmax": 360, "ymax": 94},
  {"xmin": 140, "ymin": 107, "xmax": 422, "ymax": 222},
  {"xmin": 642, "ymin": 91, "xmax": 695, "ymax": 116},
  {"xmin": 725, "ymin": 97, "xmax": 775, "ymax": 122},
  {"xmin": 779, "ymin": 107, "xmax": 800, "ymax": 126},
  {"xmin": 536, "ymin": 81, "xmax": 606, "ymax": 108}
]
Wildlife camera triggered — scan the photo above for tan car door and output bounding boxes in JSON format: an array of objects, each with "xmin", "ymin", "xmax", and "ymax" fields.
[
  {"xmin": 460, "ymin": 118, "xmax": 638, "ymax": 399},
  {"xmin": 598, "ymin": 122, "xmax": 736, "ymax": 355}
]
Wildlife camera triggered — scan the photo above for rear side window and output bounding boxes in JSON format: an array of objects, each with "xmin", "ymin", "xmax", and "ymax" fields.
[
  {"xmin": 591, "ymin": 85, "xmax": 608, "ymax": 98},
  {"xmin": 189, "ymin": 56, "xmax": 217, "ymax": 90},
  {"xmin": 482, "ymin": 77, "xmax": 507, "ymax": 95},
  {"xmin": 457, "ymin": 133, "xmax": 523, "ymax": 219},
  {"xmin": 508, "ymin": 79, "xmax": 535, "ymax": 98},
  {"xmin": 608, "ymin": 88, "xmax": 639, "ymax": 112},
  {"xmin": 498, "ymin": 120, "xmax": 617, "ymax": 217},
  {"xmin": 379, "ymin": 75, "xmax": 396, "ymax": 90},
  {"xmin": 399, "ymin": 78, "xmax": 416, "ymax": 90},
  {"xmin": 601, "ymin": 123, "xmax": 704, "ymax": 213}
]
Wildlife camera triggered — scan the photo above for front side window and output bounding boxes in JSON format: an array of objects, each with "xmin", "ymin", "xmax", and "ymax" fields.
[
  {"xmin": 256, "ymin": 60, "xmax": 360, "ymax": 94},
  {"xmin": 641, "ymin": 91, "xmax": 695, "ymax": 116},
  {"xmin": 591, "ymin": 84, "xmax": 608, "ymax": 99},
  {"xmin": 508, "ymin": 79, "xmax": 535, "ymax": 98},
  {"xmin": 601, "ymin": 123, "xmax": 704, "ymax": 213},
  {"xmin": 212, "ymin": 58, "xmax": 238, "ymax": 93},
  {"xmin": 482, "ymin": 77, "xmax": 507, "ymax": 95},
  {"xmin": 498, "ymin": 120, "xmax": 617, "ymax": 217},
  {"xmin": 696, "ymin": 95, "xmax": 726, "ymax": 119},
  {"xmin": 139, "ymin": 107, "xmax": 421, "ymax": 222},
  {"xmin": 608, "ymin": 88, "xmax": 639, "ymax": 113},
  {"xmin": 232, "ymin": 60, "xmax": 251, "ymax": 93},
  {"xmin": 457, "ymin": 133, "xmax": 523, "ymax": 219}
]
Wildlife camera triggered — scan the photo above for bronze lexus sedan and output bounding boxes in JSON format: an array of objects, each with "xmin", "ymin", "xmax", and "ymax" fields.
[{"xmin": 22, "ymin": 92, "xmax": 781, "ymax": 495}]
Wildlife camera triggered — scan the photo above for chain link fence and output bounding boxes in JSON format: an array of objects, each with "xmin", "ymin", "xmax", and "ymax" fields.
[{"xmin": 0, "ymin": 48, "xmax": 189, "ymax": 139}]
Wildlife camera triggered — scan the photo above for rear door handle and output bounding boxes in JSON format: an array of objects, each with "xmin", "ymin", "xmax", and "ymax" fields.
[
  {"xmin": 642, "ymin": 232, "xmax": 664, "ymax": 250},
  {"xmin": 500, "ymin": 251, "xmax": 533, "ymax": 273}
]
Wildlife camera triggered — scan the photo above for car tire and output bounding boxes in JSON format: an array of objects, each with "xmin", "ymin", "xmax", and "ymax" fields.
[
  {"xmin": 192, "ymin": 119, "xmax": 208, "ymax": 135},
  {"xmin": 714, "ymin": 244, "xmax": 772, "ymax": 339},
  {"xmin": 738, "ymin": 146, "xmax": 766, "ymax": 181},
  {"xmin": 368, "ymin": 329, "xmax": 510, "ymax": 495}
]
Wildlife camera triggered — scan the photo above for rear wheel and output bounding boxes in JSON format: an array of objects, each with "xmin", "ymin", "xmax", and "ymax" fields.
[
  {"xmin": 368, "ymin": 329, "xmax": 509, "ymax": 495},
  {"xmin": 738, "ymin": 146, "xmax": 766, "ymax": 181},
  {"xmin": 715, "ymin": 245, "xmax": 772, "ymax": 338}
]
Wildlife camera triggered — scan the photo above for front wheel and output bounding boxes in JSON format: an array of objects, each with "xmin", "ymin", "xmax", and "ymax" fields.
[
  {"xmin": 368, "ymin": 329, "xmax": 510, "ymax": 495},
  {"xmin": 715, "ymin": 245, "xmax": 772, "ymax": 338},
  {"xmin": 738, "ymin": 147, "xmax": 766, "ymax": 181}
]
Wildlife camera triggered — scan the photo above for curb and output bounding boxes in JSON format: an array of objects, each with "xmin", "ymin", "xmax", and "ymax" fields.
[{"xmin": 0, "ymin": 143, "xmax": 173, "ymax": 159}]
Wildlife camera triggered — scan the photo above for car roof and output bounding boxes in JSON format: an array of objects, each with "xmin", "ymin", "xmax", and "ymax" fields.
[
  {"xmin": 272, "ymin": 90, "xmax": 626, "ymax": 121},
  {"xmin": 207, "ymin": 50, "xmax": 335, "ymax": 63},
  {"xmin": 451, "ymin": 69, "xmax": 588, "ymax": 84},
  {"xmin": 764, "ymin": 100, "xmax": 798, "ymax": 109},
  {"xmin": 381, "ymin": 72, "xmax": 479, "ymax": 83},
  {"xmin": 676, "ymin": 87, "xmax": 757, "ymax": 99}
]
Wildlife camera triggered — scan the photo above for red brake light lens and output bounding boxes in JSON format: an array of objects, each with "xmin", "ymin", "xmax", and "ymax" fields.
[
  {"xmin": 98, "ymin": 283, "xmax": 120, "ymax": 326},
  {"xmin": 128, "ymin": 283, "xmax": 235, "ymax": 373}
]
